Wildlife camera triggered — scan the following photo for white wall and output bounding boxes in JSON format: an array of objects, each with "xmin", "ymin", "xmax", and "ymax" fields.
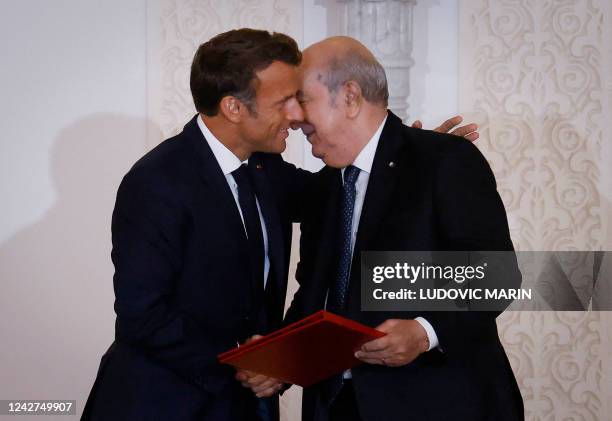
[
  {"xmin": 410, "ymin": 0, "xmax": 458, "ymax": 127},
  {"xmin": 0, "ymin": 1, "xmax": 153, "ymax": 418}
]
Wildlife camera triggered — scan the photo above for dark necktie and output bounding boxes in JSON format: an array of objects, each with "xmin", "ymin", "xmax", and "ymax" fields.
[
  {"xmin": 322, "ymin": 165, "xmax": 360, "ymax": 407},
  {"xmin": 232, "ymin": 164, "xmax": 265, "ymax": 290},
  {"xmin": 327, "ymin": 165, "xmax": 360, "ymax": 314},
  {"xmin": 233, "ymin": 165, "xmax": 276, "ymax": 421}
]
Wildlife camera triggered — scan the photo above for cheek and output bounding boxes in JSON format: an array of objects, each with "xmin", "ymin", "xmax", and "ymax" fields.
[
  {"xmin": 306, "ymin": 106, "xmax": 326, "ymax": 131},
  {"xmin": 249, "ymin": 111, "xmax": 276, "ymax": 139},
  {"xmin": 270, "ymin": 111, "xmax": 286, "ymax": 132},
  {"xmin": 319, "ymin": 113, "xmax": 341, "ymax": 145}
]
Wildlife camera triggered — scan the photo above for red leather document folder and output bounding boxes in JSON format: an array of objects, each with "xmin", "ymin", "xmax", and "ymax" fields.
[{"xmin": 218, "ymin": 310, "xmax": 385, "ymax": 387}]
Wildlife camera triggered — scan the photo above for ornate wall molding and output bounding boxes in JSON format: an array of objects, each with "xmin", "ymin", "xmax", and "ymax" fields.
[
  {"xmin": 459, "ymin": 0, "xmax": 612, "ymax": 418},
  {"xmin": 460, "ymin": 0, "xmax": 606, "ymax": 252}
]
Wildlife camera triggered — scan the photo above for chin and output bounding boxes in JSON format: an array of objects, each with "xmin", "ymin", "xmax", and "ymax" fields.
[
  {"xmin": 324, "ymin": 159, "xmax": 343, "ymax": 168},
  {"xmin": 312, "ymin": 150, "xmax": 324, "ymax": 161},
  {"xmin": 271, "ymin": 140, "xmax": 287, "ymax": 153},
  {"xmin": 316, "ymin": 153, "xmax": 336, "ymax": 167},
  {"xmin": 311, "ymin": 144, "xmax": 322, "ymax": 157},
  {"xmin": 320, "ymin": 154, "xmax": 346, "ymax": 169}
]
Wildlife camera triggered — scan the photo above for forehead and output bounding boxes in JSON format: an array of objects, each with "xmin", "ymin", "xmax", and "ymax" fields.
[
  {"xmin": 299, "ymin": 51, "xmax": 329, "ymax": 86},
  {"xmin": 254, "ymin": 61, "xmax": 299, "ymax": 101},
  {"xmin": 299, "ymin": 65, "xmax": 328, "ymax": 98}
]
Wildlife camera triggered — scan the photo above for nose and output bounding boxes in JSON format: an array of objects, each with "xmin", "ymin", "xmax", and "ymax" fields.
[{"xmin": 286, "ymin": 97, "xmax": 304, "ymax": 123}]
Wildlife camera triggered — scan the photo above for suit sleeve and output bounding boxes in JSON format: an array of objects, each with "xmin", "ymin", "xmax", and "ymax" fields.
[
  {"xmin": 282, "ymin": 174, "xmax": 322, "ymax": 326},
  {"xmin": 422, "ymin": 138, "xmax": 521, "ymax": 354},
  {"xmin": 275, "ymin": 156, "xmax": 314, "ymax": 223},
  {"xmin": 110, "ymin": 169, "xmax": 225, "ymax": 392}
]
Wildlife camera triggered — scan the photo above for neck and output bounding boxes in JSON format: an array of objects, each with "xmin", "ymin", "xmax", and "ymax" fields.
[{"xmin": 200, "ymin": 114, "xmax": 251, "ymax": 161}]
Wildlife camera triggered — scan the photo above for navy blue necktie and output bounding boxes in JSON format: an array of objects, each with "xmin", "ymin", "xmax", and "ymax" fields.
[
  {"xmin": 327, "ymin": 165, "xmax": 360, "ymax": 314},
  {"xmin": 232, "ymin": 164, "xmax": 265, "ymax": 291},
  {"xmin": 233, "ymin": 165, "xmax": 276, "ymax": 421}
]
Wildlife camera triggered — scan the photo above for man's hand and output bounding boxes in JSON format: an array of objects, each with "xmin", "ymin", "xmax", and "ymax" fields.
[
  {"xmin": 354, "ymin": 319, "xmax": 429, "ymax": 367},
  {"xmin": 234, "ymin": 335, "xmax": 284, "ymax": 397},
  {"xmin": 411, "ymin": 115, "xmax": 479, "ymax": 142},
  {"xmin": 235, "ymin": 369, "xmax": 284, "ymax": 397}
]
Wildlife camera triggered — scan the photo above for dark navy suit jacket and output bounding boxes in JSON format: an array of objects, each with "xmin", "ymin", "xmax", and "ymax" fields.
[
  {"xmin": 83, "ymin": 116, "xmax": 310, "ymax": 420},
  {"xmin": 286, "ymin": 112, "xmax": 524, "ymax": 421}
]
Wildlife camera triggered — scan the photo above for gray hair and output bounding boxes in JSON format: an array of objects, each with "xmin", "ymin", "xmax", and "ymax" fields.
[{"xmin": 319, "ymin": 50, "xmax": 389, "ymax": 107}]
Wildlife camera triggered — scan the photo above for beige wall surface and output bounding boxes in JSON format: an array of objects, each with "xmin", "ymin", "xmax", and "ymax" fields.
[
  {"xmin": 0, "ymin": 1, "xmax": 153, "ymax": 419},
  {"xmin": 459, "ymin": 0, "xmax": 612, "ymax": 419}
]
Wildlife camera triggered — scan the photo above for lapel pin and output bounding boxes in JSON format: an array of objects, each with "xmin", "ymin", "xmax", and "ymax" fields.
[
  {"xmin": 388, "ymin": 161, "xmax": 396, "ymax": 168},
  {"xmin": 256, "ymin": 164, "xmax": 263, "ymax": 170}
]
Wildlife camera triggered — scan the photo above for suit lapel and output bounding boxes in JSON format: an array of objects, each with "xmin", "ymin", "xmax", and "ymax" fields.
[
  {"xmin": 353, "ymin": 112, "xmax": 406, "ymax": 255},
  {"xmin": 183, "ymin": 115, "xmax": 251, "ymax": 265}
]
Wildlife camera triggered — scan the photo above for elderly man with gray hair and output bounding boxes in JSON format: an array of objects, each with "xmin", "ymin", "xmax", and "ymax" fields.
[{"xmin": 279, "ymin": 36, "xmax": 524, "ymax": 421}]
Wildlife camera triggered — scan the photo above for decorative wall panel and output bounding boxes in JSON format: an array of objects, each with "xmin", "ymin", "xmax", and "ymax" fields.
[
  {"xmin": 459, "ymin": 1, "xmax": 612, "ymax": 418},
  {"xmin": 153, "ymin": 0, "xmax": 302, "ymax": 139}
]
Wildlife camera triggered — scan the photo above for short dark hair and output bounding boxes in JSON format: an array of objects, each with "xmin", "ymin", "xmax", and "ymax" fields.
[{"xmin": 190, "ymin": 28, "xmax": 301, "ymax": 116}]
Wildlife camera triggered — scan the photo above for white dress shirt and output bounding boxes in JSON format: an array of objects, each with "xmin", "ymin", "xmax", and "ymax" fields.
[
  {"xmin": 197, "ymin": 115, "xmax": 270, "ymax": 287},
  {"xmin": 336, "ymin": 116, "xmax": 439, "ymax": 360}
]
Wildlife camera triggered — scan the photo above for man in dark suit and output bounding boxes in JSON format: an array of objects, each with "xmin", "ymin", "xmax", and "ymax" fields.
[
  {"xmin": 286, "ymin": 36, "xmax": 524, "ymax": 420},
  {"xmin": 83, "ymin": 29, "xmax": 310, "ymax": 421}
]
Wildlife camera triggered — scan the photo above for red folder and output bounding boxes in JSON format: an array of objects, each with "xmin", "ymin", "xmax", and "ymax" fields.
[{"xmin": 218, "ymin": 310, "xmax": 385, "ymax": 387}]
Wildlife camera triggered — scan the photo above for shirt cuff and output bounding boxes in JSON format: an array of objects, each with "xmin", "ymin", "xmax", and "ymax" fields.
[{"xmin": 414, "ymin": 317, "xmax": 439, "ymax": 351}]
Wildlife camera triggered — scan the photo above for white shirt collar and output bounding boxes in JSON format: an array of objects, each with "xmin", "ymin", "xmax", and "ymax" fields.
[
  {"xmin": 350, "ymin": 115, "xmax": 387, "ymax": 175},
  {"xmin": 197, "ymin": 114, "xmax": 244, "ymax": 175}
]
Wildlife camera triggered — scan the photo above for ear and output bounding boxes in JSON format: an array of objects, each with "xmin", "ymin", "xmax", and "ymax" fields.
[
  {"xmin": 218, "ymin": 96, "xmax": 244, "ymax": 123},
  {"xmin": 343, "ymin": 80, "xmax": 362, "ymax": 118}
]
